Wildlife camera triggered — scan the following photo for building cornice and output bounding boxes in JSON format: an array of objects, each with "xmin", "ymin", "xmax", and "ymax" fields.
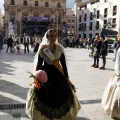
[{"xmin": 78, "ymin": 0, "xmax": 96, "ymax": 7}]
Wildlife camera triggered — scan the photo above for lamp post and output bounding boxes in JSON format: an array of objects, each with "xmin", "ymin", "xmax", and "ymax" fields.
[{"xmin": 106, "ymin": 17, "xmax": 112, "ymax": 30}]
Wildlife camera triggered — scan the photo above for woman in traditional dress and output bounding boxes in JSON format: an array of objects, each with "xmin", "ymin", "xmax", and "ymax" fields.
[
  {"xmin": 26, "ymin": 29, "xmax": 80, "ymax": 120},
  {"xmin": 101, "ymin": 47, "xmax": 120, "ymax": 120}
]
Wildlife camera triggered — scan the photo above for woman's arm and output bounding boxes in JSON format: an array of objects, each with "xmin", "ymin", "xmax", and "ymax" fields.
[
  {"xmin": 59, "ymin": 53, "xmax": 69, "ymax": 79},
  {"xmin": 36, "ymin": 54, "xmax": 44, "ymax": 70}
]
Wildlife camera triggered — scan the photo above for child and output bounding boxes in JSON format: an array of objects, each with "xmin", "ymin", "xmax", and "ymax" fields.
[
  {"xmin": 16, "ymin": 40, "xmax": 20, "ymax": 54},
  {"xmin": 12, "ymin": 41, "xmax": 15, "ymax": 53}
]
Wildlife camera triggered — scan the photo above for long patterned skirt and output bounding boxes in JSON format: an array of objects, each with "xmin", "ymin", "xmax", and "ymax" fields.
[
  {"xmin": 26, "ymin": 84, "xmax": 80, "ymax": 120},
  {"xmin": 101, "ymin": 73, "xmax": 120, "ymax": 119}
]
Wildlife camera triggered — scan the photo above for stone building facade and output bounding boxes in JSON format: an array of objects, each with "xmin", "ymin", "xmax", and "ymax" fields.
[
  {"xmin": 4, "ymin": 0, "xmax": 66, "ymax": 38},
  {"xmin": 66, "ymin": 8, "xmax": 76, "ymax": 38}
]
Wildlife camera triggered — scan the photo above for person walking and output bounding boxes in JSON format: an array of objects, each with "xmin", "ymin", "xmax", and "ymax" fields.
[
  {"xmin": 23, "ymin": 33, "xmax": 30, "ymax": 54},
  {"xmin": 26, "ymin": 29, "xmax": 80, "ymax": 120},
  {"xmin": 99, "ymin": 37, "xmax": 109, "ymax": 70},
  {"xmin": 91, "ymin": 35, "xmax": 102, "ymax": 68},
  {"xmin": 6, "ymin": 35, "xmax": 13, "ymax": 53}
]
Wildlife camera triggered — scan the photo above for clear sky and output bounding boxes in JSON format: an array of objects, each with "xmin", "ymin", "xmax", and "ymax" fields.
[{"xmin": 0, "ymin": 0, "xmax": 74, "ymax": 14}]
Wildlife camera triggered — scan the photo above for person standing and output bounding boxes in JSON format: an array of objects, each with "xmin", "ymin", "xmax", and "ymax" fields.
[
  {"xmin": 26, "ymin": 29, "xmax": 80, "ymax": 120},
  {"xmin": 91, "ymin": 35, "xmax": 102, "ymax": 68},
  {"xmin": 33, "ymin": 34, "xmax": 41, "ymax": 53},
  {"xmin": 0, "ymin": 36, "xmax": 3, "ymax": 50},
  {"xmin": 23, "ymin": 33, "xmax": 30, "ymax": 54},
  {"xmin": 113, "ymin": 37, "xmax": 118, "ymax": 61},
  {"xmin": 99, "ymin": 37, "xmax": 109, "ymax": 70},
  {"xmin": 6, "ymin": 35, "xmax": 13, "ymax": 53}
]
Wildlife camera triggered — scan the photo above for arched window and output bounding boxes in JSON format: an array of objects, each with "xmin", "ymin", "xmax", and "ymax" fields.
[
  {"xmin": 11, "ymin": 0, "xmax": 15, "ymax": 5},
  {"xmin": 57, "ymin": 3, "xmax": 61, "ymax": 8},
  {"xmin": 24, "ymin": 0, "xmax": 27, "ymax": 6},
  {"xmin": 45, "ymin": 2, "xmax": 49, "ymax": 7},
  {"xmin": 35, "ymin": 1, "xmax": 39, "ymax": 6}
]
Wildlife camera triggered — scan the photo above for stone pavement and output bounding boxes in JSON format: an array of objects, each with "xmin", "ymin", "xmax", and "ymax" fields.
[{"xmin": 0, "ymin": 44, "xmax": 115, "ymax": 120}]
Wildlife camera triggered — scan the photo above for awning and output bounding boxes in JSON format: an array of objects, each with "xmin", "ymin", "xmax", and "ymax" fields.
[{"xmin": 101, "ymin": 28, "xmax": 118, "ymax": 36}]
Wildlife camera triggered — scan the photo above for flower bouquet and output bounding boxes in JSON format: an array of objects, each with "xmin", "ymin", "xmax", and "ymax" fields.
[{"xmin": 28, "ymin": 70, "xmax": 48, "ymax": 89}]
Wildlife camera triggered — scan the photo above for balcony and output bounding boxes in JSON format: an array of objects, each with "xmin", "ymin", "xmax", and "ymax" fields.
[
  {"xmin": 57, "ymin": 5, "xmax": 61, "ymax": 8},
  {"xmin": 104, "ymin": 13, "xmax": 107, "ymax": 18},
  {"xmin": 112, "ymin": 23, "xmax": 116, "ymax": 28},
  {"xmin": 95, "ymin": 25, "xmax": 99, "ymax": 30},
  {"xmin": 23, "ymin": 1, "xmax": 27, "ymax": 6},
  {"xmin": 11, "ymin": 2, "xmax": 15, "ymax": 5},
  {"xmin": 113, "ymin": 11, "xmax": 117, "ymax": 16},
  {"xmin": 89, "ymin": 27, "xmax": 92, "ymax": 30}
]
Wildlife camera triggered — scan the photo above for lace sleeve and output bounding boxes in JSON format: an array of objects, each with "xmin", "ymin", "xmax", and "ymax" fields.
[
  {"xmin": 36, "ymin": 54, "xmax": 44, "ymax": 70},
  {"xmin": 59, "ymin": 53, "xmax": 69, "ymax": 78},
  {"xmin": 115, "ymin": 48, "xmax": 120, "ymax": 76}
]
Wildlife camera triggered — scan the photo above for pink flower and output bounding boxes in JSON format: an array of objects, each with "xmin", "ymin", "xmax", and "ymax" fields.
[{"xmin": 34, "ymin": 70, "xmax": 48, "ymax": 83}]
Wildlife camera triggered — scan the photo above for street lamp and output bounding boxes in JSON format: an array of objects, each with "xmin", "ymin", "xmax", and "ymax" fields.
[
  {"xmin": 106, "ymin": 17, "xmax": 112, "ymax": 30},
  {"xmin": 93, "ymin": 8, "xmax": 97, "ymax": 19}
]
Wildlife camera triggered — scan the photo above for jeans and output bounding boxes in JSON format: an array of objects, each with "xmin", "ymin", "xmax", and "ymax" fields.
[
  {"xmin": 24, "ymin": 43, "xmax": 29, "ymax": 53},
  {"xmin": 94, "ymin": 56, "xmax": 99, "ymax": 66},
  {"xmin": 6, "ymin": 45, "xmax": 12, "ymax": 53},
  {"xmin": 101, "ymin": 55, "xmax": 106, "ymax": 68}
]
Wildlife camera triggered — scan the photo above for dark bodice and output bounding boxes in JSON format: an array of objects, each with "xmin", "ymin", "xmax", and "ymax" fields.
[{"xmin": 36, "ymin": 53, "xmax": 69, "ymax": 79}]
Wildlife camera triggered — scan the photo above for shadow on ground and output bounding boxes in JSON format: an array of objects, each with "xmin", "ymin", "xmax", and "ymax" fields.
[{"xmin": 0, "ymin": 79, "xmax": 28, "ymax": 100}]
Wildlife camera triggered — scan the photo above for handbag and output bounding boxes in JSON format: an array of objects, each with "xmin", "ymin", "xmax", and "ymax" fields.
[{"xmin": 93, "ymin": 48, "xmax": 98, "ymax": 56}]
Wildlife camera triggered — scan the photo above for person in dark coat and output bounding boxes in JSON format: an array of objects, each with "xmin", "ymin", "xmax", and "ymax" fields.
[
  {"xmin": 99, "ymin": 37, "xmax": 109, "ymax": 70},
  {"xmin": 6, "ymin": 36, "xmax": 13, "ymax": 53},
  {"xmin": 91, "ymin": 35, "xmax": 102, "ymax": 68}
]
